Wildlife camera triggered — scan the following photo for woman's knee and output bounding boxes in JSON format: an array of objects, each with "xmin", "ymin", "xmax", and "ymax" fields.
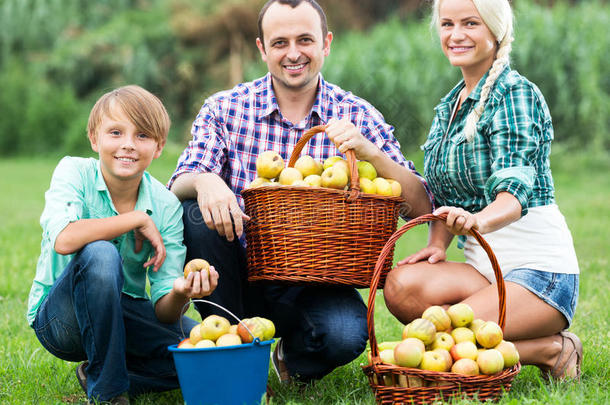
[{"xmin": 384, "ymin": 265, "xmax": 428, "ymax": 323}]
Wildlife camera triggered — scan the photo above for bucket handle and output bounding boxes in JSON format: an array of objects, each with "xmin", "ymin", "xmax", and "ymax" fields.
[{"xmin": 179, "ymin": 299, "xmax": 262, "ymax": 344}]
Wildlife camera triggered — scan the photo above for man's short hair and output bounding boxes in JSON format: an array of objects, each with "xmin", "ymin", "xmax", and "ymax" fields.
[{"xmin": 257, "ymin": 0, "xmax": 328, "ymax": 46}]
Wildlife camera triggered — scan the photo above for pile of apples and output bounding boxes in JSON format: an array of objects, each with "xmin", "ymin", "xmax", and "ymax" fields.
[
  {"xmin": 368, "ymin": 303, "xmax": 519, "ymax": 386},
  {"xmin": 248, "ymin": 150, "xmax": 402, "ymax": 197}
]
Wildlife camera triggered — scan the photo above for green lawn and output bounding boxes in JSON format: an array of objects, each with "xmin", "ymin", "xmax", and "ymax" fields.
[{"xmin": 0, "ymin": 145, "xmax": 608, "ymax": 404}]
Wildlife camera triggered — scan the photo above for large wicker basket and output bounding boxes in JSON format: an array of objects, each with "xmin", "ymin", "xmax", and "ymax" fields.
[
  {"xmin": 241, "ymin": 125, "xmax": 406, "ymax": 288},
  {"xmin": 362, "ymin": 213, "xmax": 521, "ymax": 404}
]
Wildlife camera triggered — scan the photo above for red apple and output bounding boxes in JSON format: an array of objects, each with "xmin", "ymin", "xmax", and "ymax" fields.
[
  {"xmin": 237, "ymin": 317, "xmax": 266, "ymax": 343},
  {"xmin": 177, "ymin": 338, "xmax": 195, "ymax": 349},
  {"xmin": 394, "ymin": 338, "xmax": 425, "ymax": 368},
  {"xmin": 450, "ymin": 341, "xmax": 478, "ymax": 361},
  {"xmin": 451, "ymin": 358, "xmax": 480, "ymax": 376}
]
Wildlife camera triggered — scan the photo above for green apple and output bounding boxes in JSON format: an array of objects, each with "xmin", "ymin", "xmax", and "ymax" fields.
[
  {"xmin": 189, "ymin": 323, "xmax": 203, "ymax": 345},
  {"xmin": 303, "ymin": 174, "xmax": 322, "ymax": 187},
  {"xmin": 451, "ymin": 358, "xmax": 479, "ymax": 376},
  {"xmin": 248, "ymin": 177, "xmax": 271, "ymax": 188},
  {"xmin": 431, "ymin": 332, "xmax": 455, "ymax": 351},
  {"xmin": 447, "ymin": 303, "xmax": 475, "ymax": 328},
  {"xmin": 451, "ymin": 327, "xmax": 476, "ymax": 344},
  {"xmin": 195, "ymin": 339, "xmax": 216, "ymax": 348},
  {"xmin": 200, "ymin": 315, "xmax": 231, "ymax": 342},
  {"xmin": 373, "ymin": 177, "xmax": 393, "ymax": 196},
  {"xmin": 422, "ymin": 305, "xmax": 452, "ymax": 332},
  {"xmin": 215, "ymin": 333, "xmax": 242, "ymax": 347},
  {"xmin": 278, "ymin": 167, "xmax": 303, "ymax": 185},
  {"xmin": 321, "ymin": 166, "xmax": 348, "ymax": 190},
  {"xmin": 494, "ymin": 340, "xmax": 519, "ymax": 368},
  {"xmin": 256, "ymin": 150, "xmax": 284, "ymax": 179},
  {"xmin": 387, "ymin": 179, "xmax": 402, "ymax": 197},
  {"xmin": 477, "ymin": 349, "xmax": 505, "ymax": 375},
  {"xmin": 475, "ymin": 321, "xmax": 504, "ymax": 348},
  {"xmin": 357, "ymin": 161, "xmax": 377, "ymax": 180},
  {"xmin": 359, "ymin": 177, "xmax": 376, "ymax": 194},
  {"xmin": 420, "ymin": 350, "xmax": 450, "ymax": 372},
  {"xmin": 450, "ymin": 341, "xmax": 478, "ymax": 361},
  {"xmin": 294, "ymin": 155, "xmax": 323, "ymax": 177},
  {"xmin": 406, "ymin": 318, "xmax": 436, "ymax": 345},
  {"xmin": 393, "ymin": 338, "xmax": 425, "ymax": 368},
  {"xmin": 258, "ymin": 317, "xmax": 276, "ymax": 341},
  {"xmin": 323, "ymin": 156, "xmax": 344, "ymax": 170}
]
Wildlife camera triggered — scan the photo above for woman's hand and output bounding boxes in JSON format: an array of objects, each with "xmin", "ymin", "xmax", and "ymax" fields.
[
  {"xmin": 325, "ymin": 118, "xmax": 378, "ymax": 161},
  {"xmin": 434, "ymin": 206, "xmax": 479, "ymax": 235},
  {"xmin": 173, "ymin": 265, "xmax": 219, "ymax": 299},
  {"xmin": 398, "ymin": 245, "xmax": 447, "ymax": 266}
]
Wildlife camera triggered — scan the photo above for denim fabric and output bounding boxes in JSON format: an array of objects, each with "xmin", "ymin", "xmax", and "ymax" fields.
[
  {"xmin": 504, "ymin": 268, "xmax": 579, "ymax": 326},
  {"xmin": 33, "ymin": 241, "xmax": 198, "ymax": 401},
  {"xmin": 182, "ymin": 200, "xmax": 369, "ymax": 382}
]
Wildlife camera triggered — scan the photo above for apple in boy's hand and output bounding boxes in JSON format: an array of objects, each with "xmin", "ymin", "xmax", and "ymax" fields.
[{"xmin": 183, "ymin": 258, "xmax": 210, "ymax": 279}]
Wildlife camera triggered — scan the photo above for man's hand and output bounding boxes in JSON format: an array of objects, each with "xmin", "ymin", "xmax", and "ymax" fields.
[
  {"xmin": 173, "ymin": 265, "xmax": 219, "ymax": 299},
  {"xmin": 325, "ymin": 118, "xmax": 378, "ymax": 161},
  {"xmin": 133, "ymin": 211, "xmax": 166, "ymax": 272}
]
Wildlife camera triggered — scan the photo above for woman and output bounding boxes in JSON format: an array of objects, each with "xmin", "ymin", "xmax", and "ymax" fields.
[{"xmin": 383, "ymin": 0, "xmax": 581, "ymax": 380}]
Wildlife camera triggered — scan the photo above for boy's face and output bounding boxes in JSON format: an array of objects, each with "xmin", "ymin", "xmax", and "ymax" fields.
[{"xmin": 89, "ymin": 106, "xmax": 163, "ymax": 188}]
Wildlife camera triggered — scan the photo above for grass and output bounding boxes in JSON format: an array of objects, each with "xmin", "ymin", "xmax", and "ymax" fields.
[{"xmin": 0, "ymin": 145, "xmax": 609, "ymax": 404}]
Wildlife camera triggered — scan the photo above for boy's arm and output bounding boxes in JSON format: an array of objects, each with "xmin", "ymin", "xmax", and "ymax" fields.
[{"xmin": 55, "ymin": 211, "xmax": 166, "ymax": 271}]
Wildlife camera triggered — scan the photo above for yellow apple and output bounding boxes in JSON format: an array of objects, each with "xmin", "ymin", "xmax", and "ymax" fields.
[
  {"xmin": 447, "ymin": 303, "xmax": 475, "ymax": 328},
  {"xmin": 177, "ymin": 338, "xmax": 195, "ymax": 349},
  {"xmin": 379, "ymin": 349, "xmax": 397, "ymax": 365},
  {"xmin": 475, "ymin": 321, "xmax": 504, "ymax": 348},
  {"xmin": 420, "ymin": 350, "xmax": 450, "ymax": 372},
  {"xmin": 469, "ymin": 318, "xmax": 486, "ymax": 335},
  {"xmin": 359, "ymin": 177, "xmax": 376, "ymax": 194},
  {"xmin": 258, "ymin": 317, "xmax": 276, "ymax": 341},
  {"xmin": 200, "ymin": 315, "xmax": 231, "ymax": 342},
  {"xmin": 321, "ymin": 166, "xmax": 348, "ymax": 190},
  {"xmin": 422, "ymin": 305, "xmax": 452, "ymax": 332},
  {"xmin": 256, "ymin": 150, "xmax": 284, "ymax": 179},
  {"xmin": 434, "ymin": 348, "xmax": 453, "ymax": 370},
  {"xmin": 450, "ymin": 341, "xmax": 478, "ymax": 362},
  {"xmin": 393, "ymin": 338, "xmax": 425, "ymax": 368},
  {"xmin": 331, "ymin": 159, "xmax": 351, "ymax": 180},
  {"xmin": 237, "ymin": 317, "xmax": 266, "ymax": 343},
  {"xmin": 183, "ymin": 258, "xmax": 210, "ymax": 279},
  {"xmin": 357, "ymin": 161, "xmax": 377, "ymax": 180},
  {"xmin": 195, "ymin": 339, "xmax": 216, "ymax": 348},
  {"xmin": 373, "ymin": 177, "xmax": 393, "ymax": 196},
  {"xmin": 477, "ymin": 349, "xmax": 504, "ymax": 375},
  {"xmin": 431, "ymin": 332, "xmax": 455, "ymax": 351},
  {"xmin": 323, "ymin": 156, "xmax": 344, "ymax": 170},
  {"xmin": 229, "ymin": 325, "xmax": 238, "ymax": 335},
  {"xmin": 294, "ymin": 155, "xmax": 323, "ymax": 177},
  {"xmin": 451, "ymin": 358, "xmax": 479, "ymax": 376},
  {"xmin": 189, "ymin": 323, "xmax": 203, "ymax": 345},
  {"xmin": 387, "ymin": 179, "xmax": 402, "ymax": 197},
  {"xmin": 215, "ymin": 333, "xmax": 242, "ymax": 347},
  {"xmin": 494, "ymin": 340, "xmax": 519, "ymax": 368},
  {"xmin": 278, "ymin": 167, "xmax": 303, "ymax": 185},
  {"xmin": 406, "ymin": 318, "xmax": 436, "ymax": 345},
  {"xmin": 248, "ymin": 177, "xmax": 271, "ymax": 188},
  {"xmin": 451, "ymin": 327, "xmax": 476, "ymax": 344},
  {"xmin": 303, "ymin": 174, "xmax": 322, "ymax": 187}
]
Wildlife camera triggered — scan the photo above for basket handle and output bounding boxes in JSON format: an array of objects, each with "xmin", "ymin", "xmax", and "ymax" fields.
[
  {"xmin": 367, "ymin": 213, "xmax": 506, "ymax": 362},
  {"xmin": 287, "ymin": 125, "xmax": 360, "ymax": 201}
]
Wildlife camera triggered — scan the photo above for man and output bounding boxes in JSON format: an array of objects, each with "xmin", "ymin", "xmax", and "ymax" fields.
[{"xmin": 169, "ymin": 0, "xmax": 432, "ymax": 383}]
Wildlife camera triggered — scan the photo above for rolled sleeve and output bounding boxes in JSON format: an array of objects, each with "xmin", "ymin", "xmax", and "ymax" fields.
[{"xmin": 484, "ymin": 166, "xmax": 535, "ymax": 215}]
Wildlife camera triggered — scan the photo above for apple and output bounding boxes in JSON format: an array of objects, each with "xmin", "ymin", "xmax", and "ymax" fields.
[
  {"xmin": 195, "ymin": 339, "xmax": 216, "ymax": 348},
  {"xmin": 215, "ymin": 333, "xmax": 242, "ymax": 347},
  {"xmin": 373, "ymin": 177, "xmax": 393, "ymax": 196},
  {"xmin": 237, "ymin": 317, "xmax": 266, "ymax": 343},
  {"xmin": 256, "ymin": 151, "xmax": 284, "ymax": 179},
  {"xmin": 278, "ymin": 167, "xmax": 303, "ymax": 185},
  {"xmin": 401, "ymin": 323, "xmax": 411, "ymax": 340},
  {"xmin": 451, "ymin": 358, "xmax": 479, "ymax": 376},
  {"xmin": 323, "ymin": 156, "xmax": 344, "ymax": 170},
  {"xmin": 431, "ymin": 332, "xmax": 455, "ymax": 351},
  {"xmin": 477, "ymin": 349, "xmax": 504, "ymax": 375},
  {"xmin": 406, "ymin": 318, "xmax": 436, "ymax": 345},
  {"xmin": 397, "ymin": 374, "xmax": 425, "ymax": 388},
  {"xmin": 321, "ymin": 166, "xmax": 348, "ymax": 190},
  {"xmin": 258, "ymin": 317, "xmax": 276, "ymax": 341},
  {"xmin": 447, "ymin": 303, "xmax": 475, "ymax": 328},
  {"xmin": 359, "ymin": 177, "xmax": 376, "ymax": 194},
  {"xmin": 379, "ymin": 349, "xmax": 397, "ymax": 365},
  {"xmin": 357, "ymin": 161, "xmax": 377, "ymax": 180},
  {"xmin": 420, "ymin": 350, "xmax": 450, "ymax": 372},
  {"xmin": 394, "ymin": 338, "xmax": 425, "ymax": 368},
  {"xmin": 189, "ymin": 323, "xmax": 203, "ymax": 345},
  {"xmin": 183, "ymin": 258, "xmax": 210, "ymax": 279},
  {"xmin": 434, "ymin": 348, "xmax": 453, "ymax": 370},
  {"xmin": 303, "ymin": 174, "xmax": 322, "ymax": 187},
  {"xmin": 229, "ymin": 324, "xmax": 238, "ymax": 335},
  {"xmin": 330, "ymin": 159, "xmax": 351, "ymax": 180},
  {"xmin": 475, "ymin": 321, "xmax": 504, "ymax": 348},
  {"xmin": 290, "ymin": 180, "xmax": 309, "ymax": 187},
  {"xmin": 469, "ymin": 318, "xmax": 486, "ymax": 335},
  {"xmin": 422, "ymin": 305, "xmax": 452, "ymax": 332},
  {"xmin": 177, "ymin": 338, "xmax": 195, "ymax": 349},
  {"xmin": 294, "ymin": 155, "xmax": 323, "ymax": 177},
  {"xmin": 248, "ymin": 177, "xmax": 271, "ymax": 188},
  {"xmin": 494, "ymin": 340, "xmax": 520, "ymax": 368},
  {"xmin": 387, "ymin": 179, "xmax": 402, "ymax": 197},
  {"xmin": 451, "ymin": 327, "xmax": 476, "ymax": 344},
  {"xmin": 450, "ymin": 341, "xmax": 478, "ymax": 361},
  {"xmin": 200, "ymin": 315, "xmax": 231, "ymax": 342}
]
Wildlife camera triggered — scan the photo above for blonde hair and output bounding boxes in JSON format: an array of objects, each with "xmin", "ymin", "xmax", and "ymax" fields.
[
  {"xmin": 87, "ymin": 85, "xmax": 170, "ymax": 144},
  {"xmin": 432, "ymin": 0, "xmax": 514, "ymax": 142}
]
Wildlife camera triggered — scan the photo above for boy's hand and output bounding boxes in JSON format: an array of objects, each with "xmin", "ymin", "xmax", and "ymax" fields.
[
  {"xmin": 133, "ymin": 212, "xmax": 166, "ymax": 271},
  {"xmin": 173, "ymin": 265, "xmax": 219, "ymax": 299}
]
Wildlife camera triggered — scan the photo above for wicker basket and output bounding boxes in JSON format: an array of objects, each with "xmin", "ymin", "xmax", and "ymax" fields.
[
  {"xmin": 241, "ymin": 125, "xmax": 405, "ymax": 288},
  {"xmin": 362, "ymin": 213, "xmax": 521, "ymax": 404}
]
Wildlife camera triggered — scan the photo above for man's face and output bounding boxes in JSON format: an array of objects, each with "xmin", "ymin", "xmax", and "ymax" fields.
[{"xmin": 256, "ymin": 2, "xmax": 332, "ymax": 95}]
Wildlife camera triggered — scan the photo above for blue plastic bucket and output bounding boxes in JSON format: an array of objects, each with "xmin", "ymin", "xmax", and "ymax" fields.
[{"xmin": 168, "ymin": 339, "xmax": 273, "ymax": 405}]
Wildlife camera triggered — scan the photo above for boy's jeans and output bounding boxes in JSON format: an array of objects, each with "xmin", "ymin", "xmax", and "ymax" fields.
[
  {"xmin": 182, "ymin": 200, "xmax": 369, "ymax": 381},
  {"xmin": 32, "ymin": 241, "xmax": 197, "ymax": 401}
]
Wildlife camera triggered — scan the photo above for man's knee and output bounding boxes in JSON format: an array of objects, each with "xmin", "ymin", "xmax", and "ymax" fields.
[{"xmin": 319, "ymin": 298, "xmax": 368, "ymax": 365}]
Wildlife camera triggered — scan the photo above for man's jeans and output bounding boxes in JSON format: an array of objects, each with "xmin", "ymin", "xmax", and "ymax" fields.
[
  {"xmin": 182, "ymin": 200, "xmax": 369, "ymax": 381},
  {"xmin": 32, "ymin": 241, "xmax": 197, "ymax": 401}
]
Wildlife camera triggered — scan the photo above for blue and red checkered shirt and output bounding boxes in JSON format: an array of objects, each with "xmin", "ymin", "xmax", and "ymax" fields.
[{"xmin": 169, "ymin": 73, "xmax": 431, "ymax": 209}]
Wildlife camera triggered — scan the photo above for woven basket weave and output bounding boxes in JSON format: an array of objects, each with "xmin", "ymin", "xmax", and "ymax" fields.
[
  {"xmin": 241, "ymin": 125, "xmax": 405, "ymax": 287},
  {"xmin": 362, "ymin": 213, "xmax": 521, "ymax": 404}
]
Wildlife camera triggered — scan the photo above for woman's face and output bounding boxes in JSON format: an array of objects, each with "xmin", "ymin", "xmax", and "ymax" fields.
[{"xmin": 438, "ymin": 0, "xmax": 497, "ymax": 78}]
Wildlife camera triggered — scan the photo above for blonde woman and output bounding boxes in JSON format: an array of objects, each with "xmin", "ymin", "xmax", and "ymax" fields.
[{"xmin": 384, "ymin": 0, "xmax": 581, "ymax": 380}]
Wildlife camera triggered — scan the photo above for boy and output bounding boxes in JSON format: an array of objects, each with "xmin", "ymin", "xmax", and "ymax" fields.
[{"xmin": 27, "ymin": 85, "xmax": 218, "ymax": 404}]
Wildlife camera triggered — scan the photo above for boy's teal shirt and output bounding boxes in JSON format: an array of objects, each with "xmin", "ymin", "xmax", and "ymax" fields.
[{"xmin": 27, "ymin": 156, "xmax": 186, "ymax": 326}]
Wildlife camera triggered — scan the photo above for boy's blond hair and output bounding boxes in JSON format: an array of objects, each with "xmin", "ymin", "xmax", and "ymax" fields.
[{"xmin": 87, "ymin": 85, "xmax": 170, "ymax": 144}]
